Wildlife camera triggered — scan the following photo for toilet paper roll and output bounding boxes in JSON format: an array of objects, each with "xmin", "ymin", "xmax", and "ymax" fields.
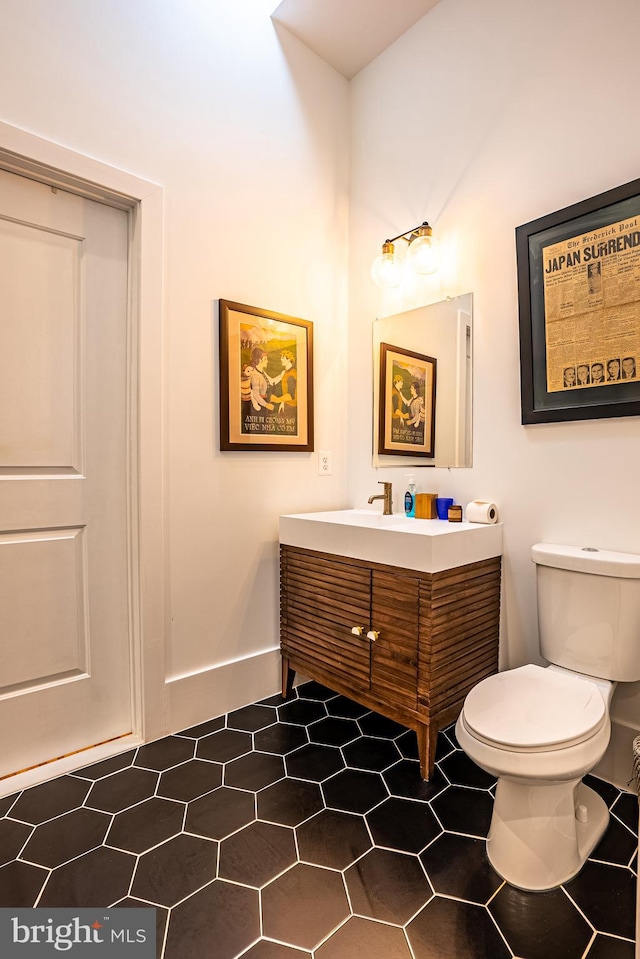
[{"xmin": 465, "ymin": 500, "xmax": 498, "ymax": 524}]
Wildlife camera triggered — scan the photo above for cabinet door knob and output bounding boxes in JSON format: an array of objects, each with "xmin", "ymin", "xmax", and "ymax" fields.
[
  {"xmin": 351, "ymin": 626, "xmax": 365, "ymax": 636},
  {"xmin": 367, "ymin": 630, "xmax": 380, "ymax": 641}
]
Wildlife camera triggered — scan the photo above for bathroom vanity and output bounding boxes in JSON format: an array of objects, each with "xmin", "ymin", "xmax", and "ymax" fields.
[{"xmin": 279, "ymin": 510, "xmax": 502, "ymax": 779}]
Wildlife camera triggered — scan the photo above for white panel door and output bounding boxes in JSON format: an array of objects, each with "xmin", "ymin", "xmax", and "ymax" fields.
[{"xmin": 0, "ymin": 168, "xmax": 132, "ymax": 779}]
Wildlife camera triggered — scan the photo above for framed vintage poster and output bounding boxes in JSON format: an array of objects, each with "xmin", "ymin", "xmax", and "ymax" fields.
[
  {"xmin": 516, "ymin": 178, "xmax": 640, "ymax": 424},
  {"xmin": 378, "ymin": 343, "xmax": 437, "ymax": 457},
  {"xmin": 219, "ymin": 300, "xmax": 314, "ymax": 451}
]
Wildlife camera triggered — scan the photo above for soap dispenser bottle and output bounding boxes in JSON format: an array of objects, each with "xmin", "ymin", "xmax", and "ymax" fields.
[{"xmin": 404, "ymin": 474, "xmax": 416, "ymax": 518}]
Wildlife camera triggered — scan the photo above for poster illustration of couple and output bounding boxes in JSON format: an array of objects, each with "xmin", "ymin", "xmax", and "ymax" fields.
[
  {"xmin": 241, "ymin": 334, "xmax": 298, "ymax": 436},
  {"xmin": 219, "ymin": 301, "xmax": 314, "ymax": 451},
  {"xmin": 379, "ymin": 343, "xmax": 437, "ymax": 457}
]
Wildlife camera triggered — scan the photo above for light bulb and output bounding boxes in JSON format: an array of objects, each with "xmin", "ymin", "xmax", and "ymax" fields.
[
  {"xmin": 407, "ymin": 224, "xmax": 438, "ymax": 275},
  {"xmin": 371, "ymin": 241, "xmax": 403, "ymax": 288}
]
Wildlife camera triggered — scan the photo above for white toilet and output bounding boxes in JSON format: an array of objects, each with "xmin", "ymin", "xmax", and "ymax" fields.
[{"xmin": 456, "ymin": 542, "xmax": 640, "ymax": 891}]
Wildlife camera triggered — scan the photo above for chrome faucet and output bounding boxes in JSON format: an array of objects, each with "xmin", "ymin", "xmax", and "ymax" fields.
[{"xmin": 368, "ymin": 481, "xmax": 393, "ymax": 515}]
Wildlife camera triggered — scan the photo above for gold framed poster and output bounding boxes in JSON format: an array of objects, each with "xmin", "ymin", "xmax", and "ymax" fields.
[
  {"xmin": 378, "ymin": 342, "xmax": 436, "ymax": 457},
  {"xmin": 219, "ymin": 300, "xmax": 314, "ymax": 451}
]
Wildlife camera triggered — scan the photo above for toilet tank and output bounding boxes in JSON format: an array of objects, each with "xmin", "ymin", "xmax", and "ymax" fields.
[{"xmin": 532, "ymin": 543, "xmax": 640, "ymax": 682}]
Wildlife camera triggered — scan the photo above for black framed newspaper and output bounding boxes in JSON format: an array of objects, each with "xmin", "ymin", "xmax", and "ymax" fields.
[{"xmin": 516, "ymin": 178, "xmax": 640, "ymax": 424}]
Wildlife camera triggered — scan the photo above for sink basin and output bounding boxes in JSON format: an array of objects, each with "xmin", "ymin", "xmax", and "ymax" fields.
[
  {"xmin": 293, "ymin": 508, "xmax": 413, "ymax": 528},
  {"xmin": 279, "ymin": 508, "xmax": 502, "ymax": 573}
]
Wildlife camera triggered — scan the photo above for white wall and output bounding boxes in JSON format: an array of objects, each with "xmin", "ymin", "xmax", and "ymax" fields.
[
  {"xmin": 348, "ymin": 0, "xmax": 640, "ymax": 786},
  {"xmin": 0, "ymin": 0, "xmax": 351, "ymax": 729}
]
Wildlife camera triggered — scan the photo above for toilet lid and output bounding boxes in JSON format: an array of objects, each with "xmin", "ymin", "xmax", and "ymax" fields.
[{"xmin": 463, "ymin": 664, "xmax": 606, "ymax": 751}]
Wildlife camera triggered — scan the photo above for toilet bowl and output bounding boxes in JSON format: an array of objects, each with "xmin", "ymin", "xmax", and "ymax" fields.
[{"xmin": 455, "ymin": 663, "xmax": 614, "ymax": 891}]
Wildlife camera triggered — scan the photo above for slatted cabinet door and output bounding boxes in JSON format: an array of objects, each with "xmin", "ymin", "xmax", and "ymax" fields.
[
  {"xmin": 420, "ymin": 557, "xmax": 501, "ymax": 714},
  {"xmin": 370, "ymin": 571, "xmax": 419, "ymax": 711},
  {"xmin": 280, "ymin": 548, "xmax": 372, "ymax": 693}
]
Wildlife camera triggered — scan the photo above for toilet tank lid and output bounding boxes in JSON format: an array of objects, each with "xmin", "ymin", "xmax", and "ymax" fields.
[{"xmin": 532, "ymin": 543, "xmax": 640, "ymax": 578}]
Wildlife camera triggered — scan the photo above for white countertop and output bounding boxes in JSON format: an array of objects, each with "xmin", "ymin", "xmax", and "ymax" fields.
[{"xmin": 279, "ymin": 508, "xmax": 502, "ymax": 574}]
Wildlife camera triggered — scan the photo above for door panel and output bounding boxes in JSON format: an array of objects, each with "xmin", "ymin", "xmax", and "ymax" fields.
[
  {"xmin": 0, "ymin": 169, "xmax": 132, "ymax": 779},
  {"xmin": 0, "ymin": 527, "xmax": 88, "ymax": 692},
  {"xmin": 0, "ymin": 219, "xmax": 81, "ymax": 469}
]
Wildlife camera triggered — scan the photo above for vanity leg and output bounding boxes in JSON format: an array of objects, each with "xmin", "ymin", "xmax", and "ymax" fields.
[
  {"xmin": 417, "ymin": 722, "xmax": 438, "ymax": 780},
  {"xmin": 281, "ymin": 657, "xmax": 295, "ymax": 699}
]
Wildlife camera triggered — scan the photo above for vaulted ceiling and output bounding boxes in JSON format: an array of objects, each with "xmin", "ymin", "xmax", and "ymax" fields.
[{"xmin": 271, "ymin": 0, "xmax": 441, "ymax": 79}]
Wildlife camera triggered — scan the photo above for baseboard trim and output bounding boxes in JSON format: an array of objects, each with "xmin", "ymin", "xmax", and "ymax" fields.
[
  {"xmin": 0, "ymin": 734, "xmax": 144, "ymax": 799},
  {"xmin": 166, "ymin": 648, "xmax": 282, "ymax": 733}
]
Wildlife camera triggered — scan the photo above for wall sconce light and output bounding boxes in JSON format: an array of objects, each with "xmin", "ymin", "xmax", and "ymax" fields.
[{"xmin": 371, "ymin": 221, "xmax": 438, "ymax": 289}]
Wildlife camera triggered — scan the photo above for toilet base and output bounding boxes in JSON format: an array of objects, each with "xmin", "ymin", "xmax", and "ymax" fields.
[{"xmin": 487, "ymin": 777, "xmax": 609, "ymax": 891}]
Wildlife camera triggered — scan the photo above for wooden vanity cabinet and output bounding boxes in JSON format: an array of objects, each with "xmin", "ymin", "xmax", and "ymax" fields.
[{"xmin": 280, "ymin": 544, "xmax": 501, "ymax": 780}]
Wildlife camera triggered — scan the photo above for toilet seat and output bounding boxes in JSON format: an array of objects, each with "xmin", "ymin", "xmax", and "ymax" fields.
[{"xmin": 462, "ymin": 664, "xmax": 606, "ymax": 752}]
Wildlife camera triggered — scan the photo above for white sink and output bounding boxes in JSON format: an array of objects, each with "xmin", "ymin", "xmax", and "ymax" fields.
[
  {"xmin": 279, "ymin": 508, "xmax": 502, "ymax": 573},
  {"xmin": 291, "ymin": 508, "xmax": 414, "ymax": 528}
]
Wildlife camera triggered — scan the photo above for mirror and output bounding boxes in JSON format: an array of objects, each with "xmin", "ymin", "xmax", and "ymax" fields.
[{"xmin": 373, "ymin": 293, "xmax": 473, "ymax": 468}]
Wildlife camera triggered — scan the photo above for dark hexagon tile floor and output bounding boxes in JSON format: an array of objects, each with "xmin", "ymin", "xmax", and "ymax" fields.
[
  {"xmin": 218, "ymin": 820, "xmax": 296, "ymax": 887},
  {"xmin": 285, "ymin": 742, "xmax": 344, "ymax": 782},
  {"xmin": 22, "ymin": 806, "xmax": 111, "ymax": 868},
  {"xmin": 157, "ymin": 757, "xmax": 222, "ymax": 801},
  {"xmin": 345, "ymin": 846, "xmax": 433, "ymax": 924},
  {"xmin": 0, "ymin": 681, "xmax": 636, "ymax": 959},
  {"xmin": 261, "ymin": 862, "xmax": 350, "ymax": 949}
]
